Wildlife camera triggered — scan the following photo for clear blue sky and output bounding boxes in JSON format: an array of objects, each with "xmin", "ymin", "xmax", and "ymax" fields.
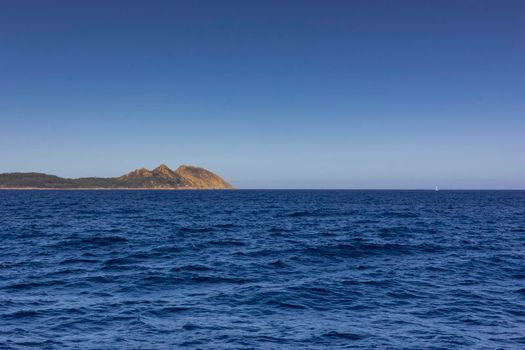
[{"xmin": 1, "ymin": 0, "xmax": 524, "ymax": 189}]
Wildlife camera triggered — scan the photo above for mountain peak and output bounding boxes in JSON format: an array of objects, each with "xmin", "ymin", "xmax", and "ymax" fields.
[
  {"xmin": 175, "ymin": 164, "xmax": 197, "ymax": 171},
  {"xmin": 154, "ymin": 163, "xmax": 171, "ymax": 171},
  {"xmin": 152, "ymin": 164, "xmax": 175, "ymax": 177},
  {"xmin": 175, "ymin": 164, "xmax": 233, "ymax": 189},
  {"xmin": 123, "ymin": 167, "xmax": 153, "ymax": 178}
]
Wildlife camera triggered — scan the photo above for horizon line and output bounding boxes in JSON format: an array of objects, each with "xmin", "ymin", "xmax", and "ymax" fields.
[{"xmin": 0, "ymin": 188, "xmax": 524, "ymax": 191}]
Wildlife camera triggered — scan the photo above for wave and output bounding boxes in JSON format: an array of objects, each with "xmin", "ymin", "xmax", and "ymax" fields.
[
  {"xmin": 2, "ymin": 190, "xmax": 524, "ymax": 348},
  {"xmin": 298, "ymin": 241, "xmax": 444, "ymax": 259}
]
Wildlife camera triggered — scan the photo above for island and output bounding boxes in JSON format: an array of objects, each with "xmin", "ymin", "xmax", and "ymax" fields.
[{"xmin": 0, "ymin": 164, "xmax": 233, "ymax": 189}]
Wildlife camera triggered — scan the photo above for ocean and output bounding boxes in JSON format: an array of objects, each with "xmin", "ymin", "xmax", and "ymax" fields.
[{"xmin": 1, "ymin": 190, "xmax": 524, "ymax": 349}]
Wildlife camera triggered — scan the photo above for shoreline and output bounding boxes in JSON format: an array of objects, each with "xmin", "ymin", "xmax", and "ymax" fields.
[{"xmin": 0, "ymin": 187, "xmax": 235, "ymax": 190}]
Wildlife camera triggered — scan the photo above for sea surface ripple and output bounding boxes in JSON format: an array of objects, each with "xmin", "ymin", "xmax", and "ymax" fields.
[{"xmin": 1, "ymin": 190, "xmax": 524, "ymax": 349}]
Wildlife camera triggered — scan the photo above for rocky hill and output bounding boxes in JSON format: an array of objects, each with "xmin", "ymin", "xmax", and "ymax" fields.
[{"xmin": 0, "ymin": 164, "xmax": 233, "ymax": 189}]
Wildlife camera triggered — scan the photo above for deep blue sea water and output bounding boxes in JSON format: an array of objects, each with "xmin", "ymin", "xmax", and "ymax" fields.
[{"xmin": 1, "ymin": 190, "xmax": 524, "ymax": 349}]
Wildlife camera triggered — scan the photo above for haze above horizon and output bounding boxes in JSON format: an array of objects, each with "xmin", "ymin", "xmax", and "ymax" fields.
[{"xmin": 1, "ymin": 0, "xmax": 524, "ymax": 189}]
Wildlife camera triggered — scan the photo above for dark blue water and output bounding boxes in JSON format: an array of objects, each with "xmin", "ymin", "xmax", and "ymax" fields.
[{"xmin": 1, "ymin": 190, "xmax": 524, "ymax": 349}]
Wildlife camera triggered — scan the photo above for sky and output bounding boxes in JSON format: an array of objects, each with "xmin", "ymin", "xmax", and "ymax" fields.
[{"xmin": 0, "ymin": 0, "xmax": 524, "ymax": 189}]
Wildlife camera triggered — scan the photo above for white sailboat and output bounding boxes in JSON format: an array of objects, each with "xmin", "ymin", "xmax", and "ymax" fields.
[{"xmin": 435, "ymin": 185, "xmax": 439, "ymax": 192}]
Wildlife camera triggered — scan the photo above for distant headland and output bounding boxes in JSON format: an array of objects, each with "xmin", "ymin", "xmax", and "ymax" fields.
[{"xmin": 0, "ymin": 164, "xmax": 233, "ymax": 190}]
